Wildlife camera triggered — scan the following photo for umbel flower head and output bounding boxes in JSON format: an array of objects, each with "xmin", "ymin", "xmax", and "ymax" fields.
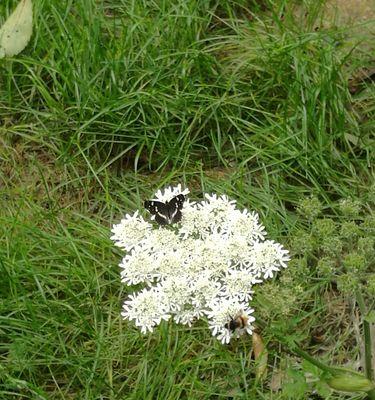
[{"xmin": 111, "ymin": 185, "xmax": 290, "ymax": 343}]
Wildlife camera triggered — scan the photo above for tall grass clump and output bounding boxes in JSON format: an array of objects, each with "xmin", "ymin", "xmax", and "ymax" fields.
[
  {"xmin": 1, "ymin": 0, "xmax": 259, "ymax": 171},
  {"xmin": 207, "ymin": 3, "xmax": 373, "ymax": 202}
]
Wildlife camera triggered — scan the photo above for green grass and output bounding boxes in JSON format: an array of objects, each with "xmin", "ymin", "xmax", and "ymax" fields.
[{"xmin": 1, "ymin": 0, "xmax": 374, "ymax": 398}]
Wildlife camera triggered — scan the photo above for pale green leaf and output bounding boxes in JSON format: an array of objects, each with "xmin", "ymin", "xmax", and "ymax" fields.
[{"xmin": 0, "ymin": 0, "xmax": 33, "ymax": 59}]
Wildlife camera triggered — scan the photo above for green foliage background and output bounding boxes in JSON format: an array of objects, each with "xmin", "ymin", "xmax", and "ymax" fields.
[{"xmin": 0, "ymin": 0, "xmax": 374, "ymax": 398}]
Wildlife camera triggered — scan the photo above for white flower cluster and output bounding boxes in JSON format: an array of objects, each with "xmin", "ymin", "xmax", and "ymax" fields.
[{"xmin": 111, "ymin": 185, "xmax": 290, "ymax": 343}]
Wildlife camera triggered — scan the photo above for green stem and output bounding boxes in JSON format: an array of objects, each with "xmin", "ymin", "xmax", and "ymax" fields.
[
  {"xmin": 256, "ymin": 318, "xmax": 334, "ymax": 374},
  {"xmin": 290, "ymin": 346, "xmax": 333, "ymax": 374},
  {"xmin": 256, "ymin": 317, "xmax": 375, "ymax": 395},
  {"xmin": 355, "ymin": 287, "xmax": 374, "ymax": 381}
]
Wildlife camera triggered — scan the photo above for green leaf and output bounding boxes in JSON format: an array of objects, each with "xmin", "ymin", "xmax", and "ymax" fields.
[
  {"xmin": 283, "ymin": 368, "xmax": 309, "ymax": 398},
  {"xmin": 0, "ymin": 0, "xmax": 33, "ymax": 58},
  {"xmin": 364, "ymin": 310, "xmax": 375, "ymax": 323}
]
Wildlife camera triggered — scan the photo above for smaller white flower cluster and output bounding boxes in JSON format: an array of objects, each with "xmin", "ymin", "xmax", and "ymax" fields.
[{"xmin": 111, "ymin": 185, "xmax": 290, "ymax": 343}]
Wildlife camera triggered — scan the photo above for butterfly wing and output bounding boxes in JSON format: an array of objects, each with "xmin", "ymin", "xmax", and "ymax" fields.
[
  {"xmin": 167, "ymin": 194, "xmax": 185, "ymax": 224},
  {"xmin": 144, "ymin": 194, "xmax": 185, "ymax": 225},
  {"xmin": 144, "ymin": 200, "xmax": 170, "ymax": 225}
]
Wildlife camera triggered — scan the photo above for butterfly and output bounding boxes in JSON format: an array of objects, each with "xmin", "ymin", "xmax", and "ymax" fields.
[{"xmin": 144, "ymin": 194, "xmax": 185, "ymax": 225}]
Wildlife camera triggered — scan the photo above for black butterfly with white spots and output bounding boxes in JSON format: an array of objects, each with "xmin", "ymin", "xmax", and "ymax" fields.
[{"xmin": 144, "ymin": 194, "xmax": 185, "ymax": 225}]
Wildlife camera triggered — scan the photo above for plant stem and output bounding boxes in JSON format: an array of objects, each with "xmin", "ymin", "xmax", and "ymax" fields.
[
  {"xmin": 355, "ymin": 287, "xmax": 374, "ymax": 381},
  {"xmin": 256, "ymin": 318, "xmax": 375, "ymax": 396},
  {"xmin": 255, "ymin": 318, "xmax": 334, "ymax": 374},
  {"xmin": 291, "ymin": 346, "xmax": 334, "ymax": 374}
]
